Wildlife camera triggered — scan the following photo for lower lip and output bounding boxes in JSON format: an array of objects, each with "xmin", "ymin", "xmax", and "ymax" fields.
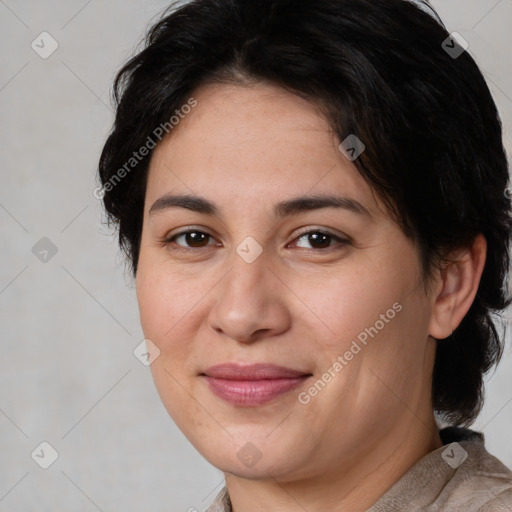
[{"xmin": 203, "ymin": 376, "xmax": 309, "ymax": 406}]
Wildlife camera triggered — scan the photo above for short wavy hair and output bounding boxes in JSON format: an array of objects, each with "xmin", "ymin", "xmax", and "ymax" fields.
[{"xmin": 98, "ymin": 0, "xmax": 512, "ymax": 426}]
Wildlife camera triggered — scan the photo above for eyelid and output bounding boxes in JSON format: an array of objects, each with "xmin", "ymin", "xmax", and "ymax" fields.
[
  {"xmin": 162, "ymin": 226, "xmax": 220, "ymax": 249},
  {"xmin": 291, "ymin": 226, "xmax": 351, "ymax": 243},
  {"xmin": 164, "ymin": 225, "xmax": 217, "ymax": 240},
  {"xmin": 161, "ymin": 226, "xmax": 351, "ymax": 252}
]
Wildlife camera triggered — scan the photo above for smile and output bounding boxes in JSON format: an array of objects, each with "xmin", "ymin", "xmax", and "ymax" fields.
[{"xmin": 201, "ymin": 363, "xmax": 312, "ymax": 406}]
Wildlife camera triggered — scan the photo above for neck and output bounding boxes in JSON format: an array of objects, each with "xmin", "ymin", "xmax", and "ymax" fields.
[{"xmin": 225, "ymin": 414, "xmax": 442, "ymax": 512}]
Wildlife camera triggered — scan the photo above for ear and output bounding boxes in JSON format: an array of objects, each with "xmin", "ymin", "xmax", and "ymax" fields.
[{"xmin": 428, "ymin": 234, "xmax": 487, "ymax": 340}]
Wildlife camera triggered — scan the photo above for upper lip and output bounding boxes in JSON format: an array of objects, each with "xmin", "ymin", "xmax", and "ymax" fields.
[{"xmin": 202, "ymin": 363, "xmax": 311, "ymax": 380}]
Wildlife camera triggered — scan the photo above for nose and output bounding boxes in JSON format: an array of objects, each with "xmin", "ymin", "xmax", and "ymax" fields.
[{"xmin": 207, "ymin": 249, "xmax": 292, "ymax": 343}]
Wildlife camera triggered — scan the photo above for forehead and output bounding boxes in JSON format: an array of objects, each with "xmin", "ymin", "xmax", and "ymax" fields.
[{"xmin": 145, "ymin": 82, "xmax": 383, "ymax": 218}]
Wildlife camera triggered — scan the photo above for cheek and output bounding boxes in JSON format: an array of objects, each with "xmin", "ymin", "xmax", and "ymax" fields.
[
  {"xmin": 295, "ymin": 269, "xmax": 404, "ymax": 353},
  {"xmin": 137, "ymin": 240, "xmax": 192, "ymax": 309},
  {"xmin": 136, "ymin": 265, "xmax": 205, "ymax": 354},
  {"xmin": 137, "ymin": 267, "xmax": 205, "ymax": 421}
]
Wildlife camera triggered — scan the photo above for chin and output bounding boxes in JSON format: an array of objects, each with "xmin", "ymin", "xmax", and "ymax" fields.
[{"xmin": 189, "ymin": 428, "xmax": 311, "ymax": 481}]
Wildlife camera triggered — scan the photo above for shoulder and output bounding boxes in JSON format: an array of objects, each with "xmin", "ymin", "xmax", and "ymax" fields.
[
  {"xmin": 478, "ymin": 487, "xmax": 512, "ymax": 511},
  {"xmin": 205, "ymin": 486, "xmax": 231, "ymax": 512},
  {"xmin": 438, "ymin": 427, "xmax": 512, "ymax": 511},
  {"xmin": 370, "ymin": 427, "xmax": 512, "ymax": 511}
]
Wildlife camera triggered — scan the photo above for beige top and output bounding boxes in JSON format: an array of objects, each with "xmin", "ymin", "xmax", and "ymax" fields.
[{"xmin": 206, "ymin": 428, "xmax": 512, "ymax": 511}]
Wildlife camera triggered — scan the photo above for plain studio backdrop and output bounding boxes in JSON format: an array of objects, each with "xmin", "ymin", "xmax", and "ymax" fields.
[{"xmin": 1, "ymin": 1, "xmax": 511, "ymax": 510}]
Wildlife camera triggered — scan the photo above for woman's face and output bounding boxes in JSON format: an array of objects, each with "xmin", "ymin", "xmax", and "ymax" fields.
[{"xmin": 136, "ymin": 82, "xmax": 439, "ymax": 481}]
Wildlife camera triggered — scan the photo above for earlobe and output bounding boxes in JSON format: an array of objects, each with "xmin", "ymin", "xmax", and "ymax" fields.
[{"xmin": 428, "ymin": 234, "xmax": 487, "ymax": 340}]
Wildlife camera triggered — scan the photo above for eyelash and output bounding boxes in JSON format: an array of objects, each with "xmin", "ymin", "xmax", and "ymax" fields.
[{"xmin": 161, "ymin": 228, "xmax": 350, "ymax": 254}]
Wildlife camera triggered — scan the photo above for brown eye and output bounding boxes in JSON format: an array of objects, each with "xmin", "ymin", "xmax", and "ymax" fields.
[
  {"xmin": 306, "ymin": 232, "xmax": 332, "ymax": 249},
  {"xmin": 293, "ymin": 230, "xmax": 349, "ymax": 250},
  {"xmin": 168, "ymin": 230, "xmax": 213, "ymax": 248}
]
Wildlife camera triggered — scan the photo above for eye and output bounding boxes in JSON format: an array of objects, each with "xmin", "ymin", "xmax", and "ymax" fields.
[
  {"xmin": 162, "ymin": 228, "xmax": 349, "ymax": 253},
  {"xmin": 290, "ymin": 230, "xmax": 349, "ymax": 250},
  {"xmin": 164, "ymin": 229, "xmax": 218, "ymax": 250}
]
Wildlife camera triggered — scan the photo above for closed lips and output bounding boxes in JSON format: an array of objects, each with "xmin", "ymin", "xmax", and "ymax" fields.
[
  {"xmin": 201, "ymin": 363, "xmax": 312, "ymax": 406},
  {"xmin": 202, "ymin": 363, "xmax": 311, "ymax": 380}
]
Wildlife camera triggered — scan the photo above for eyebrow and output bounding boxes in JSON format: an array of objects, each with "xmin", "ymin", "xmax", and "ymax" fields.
[{"xmin": 148, "ymin": 193, "xmax": 371, "ymax": 218}]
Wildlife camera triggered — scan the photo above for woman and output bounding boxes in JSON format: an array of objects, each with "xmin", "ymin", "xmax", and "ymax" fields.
[{"xmin": 98, "ymin": 0, "xmax": 512, "ymax": 509}]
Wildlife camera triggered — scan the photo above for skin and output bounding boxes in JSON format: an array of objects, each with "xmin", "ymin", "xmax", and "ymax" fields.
[{"xmin": 135, "ymin": 82, "xmax": 486, "ymax": 511}]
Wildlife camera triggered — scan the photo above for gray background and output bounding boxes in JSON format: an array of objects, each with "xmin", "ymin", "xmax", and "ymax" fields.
[{"xmin": 1, "ymin": 1, "xmax": 511, "ymax": 511}]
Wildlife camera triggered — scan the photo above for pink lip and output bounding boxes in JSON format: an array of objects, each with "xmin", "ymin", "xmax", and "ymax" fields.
[{"xmin": 201, "ymin": 364, "xmax": 312, "ymax": 406}]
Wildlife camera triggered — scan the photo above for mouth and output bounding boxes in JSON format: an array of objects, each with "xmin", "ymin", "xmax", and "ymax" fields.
[{"xmin": 201, "ymin": 363, "xmax": 312, "ymax": 406}]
